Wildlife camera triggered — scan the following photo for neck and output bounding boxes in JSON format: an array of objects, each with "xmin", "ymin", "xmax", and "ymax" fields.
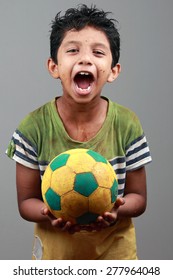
[{"xmin": 56, "ymin": 96, "xmax": 107, "ymax": 124}]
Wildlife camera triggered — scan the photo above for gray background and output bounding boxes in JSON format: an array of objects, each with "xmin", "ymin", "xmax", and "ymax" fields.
[{"xmin": 1, "ymin": 0, "xmax": 172, "ymax": 260}]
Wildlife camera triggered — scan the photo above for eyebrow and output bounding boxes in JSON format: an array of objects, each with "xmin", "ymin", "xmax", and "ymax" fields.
[{"xmin": 63, "ymin": 40, "xmax": 109, "ymax": 51}]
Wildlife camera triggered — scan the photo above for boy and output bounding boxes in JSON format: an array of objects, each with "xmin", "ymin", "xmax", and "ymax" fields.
[{"xmin": 6, "ymin": 4, "xmax": 152, "ymax": 259}]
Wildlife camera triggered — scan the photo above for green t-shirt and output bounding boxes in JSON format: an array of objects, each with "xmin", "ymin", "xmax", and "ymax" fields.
[{"xmin": 6, "ymin": 97, "xmax": 152, "ymax": 259}]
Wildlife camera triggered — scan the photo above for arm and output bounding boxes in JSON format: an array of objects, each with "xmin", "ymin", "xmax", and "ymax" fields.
[
  {"xmin": 16, "ymin": 162, "xmax": 47, "ymax": 222},
  {"xmin": 16, "ymin": 163, "xmax": 79, "ymax": 232},
  {"xmin": 117, "ymin": 166, "xmax": 147, "ymax": 218}
]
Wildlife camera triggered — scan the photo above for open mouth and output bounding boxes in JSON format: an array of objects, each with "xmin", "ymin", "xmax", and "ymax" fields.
[{"xmin": 74, "ymin": 71, "xmax": 94, "ymax": 94}]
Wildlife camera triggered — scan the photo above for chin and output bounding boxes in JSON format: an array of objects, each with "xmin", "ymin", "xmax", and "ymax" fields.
[{"xmin": 72, "ymin": 92, "xmax": 99, "ymax": 105}]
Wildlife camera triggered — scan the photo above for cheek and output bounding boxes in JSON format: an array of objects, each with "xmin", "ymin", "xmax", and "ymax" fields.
[
  {"xmin": 58, "ymin": 64, "xmax": 68, "ymax": 78},
  {"xmin": 99, "ymin": 69, "xmax": 106, "ymax": 74},
  {"xmin": 59, "ymin": 60, "xmax": 72, "ymax": 75},
  {"xmin": 98, "ymin": 67, "xmax": 112, "ymax": 81},
  {"xmin": 59, "ymin": 71, "xmax": 71, "ymax": 85},
  {"xmin": 98, "ymin": 60, "xmax": 112, "ymax": 76}
]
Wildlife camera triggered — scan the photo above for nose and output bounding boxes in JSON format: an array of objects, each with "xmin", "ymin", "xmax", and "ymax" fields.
[{"xmin": 78, "ymin": 51, "xmax": 93, "ymax": 66}]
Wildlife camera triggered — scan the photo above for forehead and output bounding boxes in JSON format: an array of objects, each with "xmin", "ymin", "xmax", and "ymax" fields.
[{"xmin": 61, "ymin": 26, "xmax": 110, "ymax": 48}]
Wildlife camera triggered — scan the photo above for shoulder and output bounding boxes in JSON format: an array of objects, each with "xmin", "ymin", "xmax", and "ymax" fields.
[
  {"xmin": 108, "ymin": 98, "xmax": 144, "ymax": 147},
  {"xmin": 109, "ymin": 99, "xmax": 142, "ymax": 131},
  {"xmin": 109, "ymin": 99, "xmax": 139, "ymax": 122},
  {"xmin": 18, "ymin": 100, "xmax": 55, "ymax": 131},
  {"xmin": 17, "ymin": 99, "xmax": 55, "ymax": 145},
  {"xmin": 20, "ymin": 100, "xmax": 54, "ymax": 125}
]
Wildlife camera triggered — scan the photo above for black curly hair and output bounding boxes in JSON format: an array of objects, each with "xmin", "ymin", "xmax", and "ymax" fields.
[{"xmin": 50, "ymin": 4, "xmax": 120, "ymax": 67}]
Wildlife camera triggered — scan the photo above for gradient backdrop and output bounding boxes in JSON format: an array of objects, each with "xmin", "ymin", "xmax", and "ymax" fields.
[{"xmin": 0, "ymin": 0, "xmax": 173, "ymax": 259}]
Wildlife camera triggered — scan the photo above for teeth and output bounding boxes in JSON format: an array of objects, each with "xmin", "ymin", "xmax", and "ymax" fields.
[
  {"xmin": 78, "ymin": 72, "xmax": 90, "ymax": 75},
  {"xmin": 77, "ymin": 85, "xmax": 91, "ymax": 91}
]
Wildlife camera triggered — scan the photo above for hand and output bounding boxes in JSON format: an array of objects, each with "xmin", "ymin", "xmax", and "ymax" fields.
[
  {"xmin": 85, "ymin": 197, "xmax": 125, "ymax": 232},
  {"xmin": 41, "ymin": 207, "xmax": 81, "ymax": 234}
]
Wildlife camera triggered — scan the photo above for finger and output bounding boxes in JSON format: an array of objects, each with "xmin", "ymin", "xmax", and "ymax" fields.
[
  {"xmin": 41, "ymin": 207, "xmax": 49, "ymax": 215},
  {"xmin": 81, "ymin": 224, "xmax": 95, "ymax": 232},
  {"xmin": 55, "ymin": 221, "xmax": 73, "ymax": 233},
  {"xmin": 51, "ymin": 217, "xmax": 65, "ymax": 227},
  {"xmin": 41, "ymin": 207, "xmax": 56, "ymax": 220},
  {"xmin": 96, "ymin": 216, "xmax": 110, "ymax": 228},
  {"xmin": 103, "ymin": 212, "xmax": 117, "ymax": 224},
  {"xmin": 114, "ymin": 197, "xmax": 125, "ymax": 208},
  {"xmin": 68, "ymin": 224, "xmax": 80, "ymax": 234}
]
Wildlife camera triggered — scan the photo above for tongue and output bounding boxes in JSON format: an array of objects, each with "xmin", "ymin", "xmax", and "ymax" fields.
[{"xmin": 75, "ymin": 75, "xmax": 91, "ymax": 89}]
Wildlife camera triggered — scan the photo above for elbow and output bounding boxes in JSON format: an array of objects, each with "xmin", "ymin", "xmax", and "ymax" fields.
[
  {"xmin": 133, "ymin": 199, "xmax": 147, "ymax": 217},
  {"xmin": 17, "ymin": 201, "xmax": 32, "ymax": 222},
  {"xmin": 18, "ymin": 204, "xmax": 28, "ymax": 221}
]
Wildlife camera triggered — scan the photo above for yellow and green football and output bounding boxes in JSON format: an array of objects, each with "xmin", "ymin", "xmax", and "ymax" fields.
[{"xmin": 41, "ymin": 148, "xmax": 118, "ymax": 225}]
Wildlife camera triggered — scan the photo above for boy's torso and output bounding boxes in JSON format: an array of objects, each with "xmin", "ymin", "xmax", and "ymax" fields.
[
  {"xmin": 7, "ymin": 96, "xmax": 151, "ymax": 259},
  {"xmin": 55, "ymin": 96, "xmax": 108, "ymax": 142}
]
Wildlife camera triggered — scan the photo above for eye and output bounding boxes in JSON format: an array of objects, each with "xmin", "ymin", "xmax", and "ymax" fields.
[
  {"xmin": 93, "ymin": 50, "xmax": 105, "ymax": 56},
  {"xmin": 66, "ymin": 49, "xmax": 79, "ymax": 53}
]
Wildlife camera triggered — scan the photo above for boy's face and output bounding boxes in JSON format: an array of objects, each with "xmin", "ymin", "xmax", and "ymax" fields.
[{"xmin": 48, "ymin": 26, "xmax": 120, "ymax": 104}]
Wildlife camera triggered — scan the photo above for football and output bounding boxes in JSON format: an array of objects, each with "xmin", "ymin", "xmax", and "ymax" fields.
[{"xmin": 41, "ymin": 148, "xmax": 118, "ymax": 225}]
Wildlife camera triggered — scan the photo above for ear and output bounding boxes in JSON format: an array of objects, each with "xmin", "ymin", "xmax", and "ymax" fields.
[
  {"xmin": 47, "ymin": 58, "xmax": 59, "ymax": 79},
  {"xmin": 107, "ymin": 63, "xmax": 121, "ymax": 83}
]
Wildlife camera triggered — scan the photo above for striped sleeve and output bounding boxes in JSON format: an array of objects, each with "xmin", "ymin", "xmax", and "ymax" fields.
[
  {"xmin": 125, "ymin": 134, "xmax": 152, "ymax": 171},
  {"xmin": 109, "ymin": 157, "xmax": 126, "ymax": 196},
  {"xmin": 6, "ymin": 129, "xmax": 39, "ymax": 169}
]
